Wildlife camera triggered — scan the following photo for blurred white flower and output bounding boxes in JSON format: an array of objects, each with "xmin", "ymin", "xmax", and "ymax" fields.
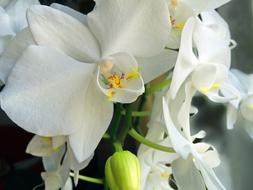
[
  {"xmin": 0, "ymin": 0, "xmax": 176, "ymax": 162},
  {"xmin": 221, "ymin": 69, "xmax": 253, "ymax": 137}
]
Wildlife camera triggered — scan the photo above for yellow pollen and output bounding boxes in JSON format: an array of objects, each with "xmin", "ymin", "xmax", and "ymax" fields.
[
  {"xmin": 107, "ymin": 90, "xmax": 115, "ymax": 100},
  {"xmin": 174, "ymin": 23, "xmax": 184, "ymax": 29},
  {"xmin": 126, "ymin": 69, "xmax": 140, "ymax": 80},
  {"xmin": 160, "ymin": 172, "xmax": 170, "ymax": 178},
  {"xmin": 107, "ymin": 73, "xmax": 122, "ymax": 88},
  {"xmin": 199, "ymin": 82, "xmax": 221, "ymax": 94}
]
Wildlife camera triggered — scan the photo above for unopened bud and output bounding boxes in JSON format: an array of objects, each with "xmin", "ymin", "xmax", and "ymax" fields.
[{"xmin": 105, "ymin": 151, "xmax": 140, "ymax": 190}]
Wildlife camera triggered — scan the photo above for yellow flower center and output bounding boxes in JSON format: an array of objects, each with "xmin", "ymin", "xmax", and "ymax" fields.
[
  {"xmin": 99, "ymin": 60, "xmax": 141, "ymax": 100},
  {"xmin": 41, "ymin": 137, "xmax": 60, "ymax": 151},
  {"xmin": 170, "ymin": 16, "xmax": 184, "ymax": 30},
  {"xmin": 199, "ymin": 83, "xmax": 221, "ymax": 94},
  {"xmin": 160, "ymin": 172, "xmax": 170, "ymax": 178},
  {"xmin": 107, "ymin": 73, "xmax": 123, "ymax": 89},
  {"xmin": 126, "ymin": 68, "xmax": 140, "ymax": 80}
]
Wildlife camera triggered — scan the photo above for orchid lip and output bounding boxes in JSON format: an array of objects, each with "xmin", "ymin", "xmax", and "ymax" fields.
[
  {"xmin": 199, "ymin": 82, "xmax": 221, "ymax": 94},
  {"xmin": 98, "ymin": 58, "xmax": 142, "ymax": 101}
]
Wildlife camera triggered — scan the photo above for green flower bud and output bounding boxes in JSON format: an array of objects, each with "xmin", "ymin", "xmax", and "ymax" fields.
[{"xmin": 105, "ymin": 151, "xmax": 141, "ymax": 190}]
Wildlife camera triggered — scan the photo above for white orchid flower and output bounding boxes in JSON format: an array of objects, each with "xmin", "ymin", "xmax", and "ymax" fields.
[
  {"xmin": 0, "ymin": 0, "xmax": 39, "ymax": 55},
  {"xmin": 26, "ymin": 135, "xmax": 93, "ymax": 189},
  {"xmin": 170, "ymin": 10, "xmax": 232, "ymax": 103},
  {"xmin": 0, "ymin": 0, "xmax": 176, "ymax": 163},
  {"xmin": 139, "ymin": 134, "xmax": 178, "ymax": 190},
  {"xmin": 166, "ymin": 0, "xmax": 230, "ymax": 48},
  {"xmin": 163, "ymin": 98, "xmax": 225, "ymax": 190},
  {"xmin": 138, "ymin": 119, "xmax": 177, "ymax": 190},
  {"xmin": 221, "ymin": 69, "xmax": 253, "ymax": 137},
  {"xmin": 138, "ymin": 91, "xmax": 211, "ymax": 190}
]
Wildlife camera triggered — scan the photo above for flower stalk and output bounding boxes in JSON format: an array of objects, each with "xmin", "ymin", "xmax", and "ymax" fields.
[
  {"xmin": 128, "ymin": 128, "xmax": 175, "ymax": 153},
  {"xmin": 69, "ymin": 172, "xmax": 104, "ymax": 185}
]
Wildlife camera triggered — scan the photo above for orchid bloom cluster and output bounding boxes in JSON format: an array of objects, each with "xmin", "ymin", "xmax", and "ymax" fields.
[{"xmin": 0, "ymin": 0, "xmax": 251, "ymax": 189}]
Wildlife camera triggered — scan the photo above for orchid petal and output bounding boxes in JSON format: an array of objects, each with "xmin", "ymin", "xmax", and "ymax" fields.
[
  {"xmin": 145, "ymin": 164, "xmax": 173, "ymax": 190},
  {"xmin": 69, "ymin": 78, "xmax": 113, "ymax": 162},
  {"xmin": 193, "ymin": 17, "xmax": 230, "ymax": 66},
  {"xmin": 5, "ymin": 0, "xmax": 40, "ymax": 33},
  {"xmin": 41, "ymin": 171, "xmax": 66, "ymax": 190},
  {"xmin": 207, "ymin": 91, "xmax": 236, "ymax": 103},
  {"xmin": 200, "ymin": 10, "xmax": 230, "ymax": 43},
  {"xmin": 42, "ymin": 146, "xmax": 71, "ymax": 189},
  {"xmin": 0, "ymin": 36, "xmax": 12, "ymax": 55},
  {"xmin": 62, "ymin": 178, "xmax": 73, "ymax": 190},
  {"xmin": 240, "ymin": 95, "xmax": 253, "ymax": 122},
  {"xmin": 191, "ymin": 130, "xmax": 206, "ymax": 141},
  {"xmin": 0, "ymin": 28, "xmax": 35, "ymax": 83},
  {"xmin": 52, "ymin": 136, "xmax": 67, "ymax": 149},
  {"xmin": 43, "ymin": 147, "xmax": 65, "ymax": 171},
  {"xmin": 87, "ymin": 0, "xmax": 170, "ymax": 57},
  {"xmin": 26, "ymin": 135, "xmax": 64, "ymax": 157},
  {"xmin": 1, "ymin": 45, "xmax": 96, "ymax": 136},
  {"xmin": 0, "ymin": 7, "xmax": 14, "ymax": 36},
  {"xmin": 177, "ymin": 82, "xmax": 196, "ymax": 139},
  {"xmin": 202, "ymin": 149, "xmax": 221, "ymax": 168},
  {"xmin": 170, "ymin": 18, "xmax": 198, "ymax": 98},
  {"xmin": 193, "ymin": 143, "xmax": 211, "ymax": 154},
  {"xmin": 27, "ymin": 5, "xmax": 100, "ymax": 62},
  {"xmin": 226, "ymin": 104, "xmax": 238, "ymax": 129},
  {"xmin": 163, "ymin": 98, "xmax": 192, "ymax": 159},
  {"xmin": 172, "ymin": 157, "xmax": 206, "ymax": 190},
  {"xmin": 220, "ymin": 73, "xmax": 242, "ymax": 107},
  {"xmin": 191, "ymin": 64, "xmax": 227, "ymax": 93},
  {"xmin": 67, "ymin": 143, "xmax": 94, "ymax": 171},
  {"xmin": 194, "ymin": 157, "xmax": 226, "ymax": 190},
  {"xmin": 231, "ymin": 69, "xmax": 253, "ymax": 94},
  {"xmin": 50, "ymin": 3, "xmax": 86, "ymax": 25},
  {"xmin": 137, "ymin": 50, "xmax": 178, "ymax": 84}
]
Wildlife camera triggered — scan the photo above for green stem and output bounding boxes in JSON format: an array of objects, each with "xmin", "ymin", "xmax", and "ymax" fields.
[
  {"xmin": 145, "ymin": 79, "xmax": 172, "ymax": 95},
  {"xmin": 133, "ymin": 93, "xmax": 147, "ymax": 135},
  {"xmin": 128, "ymin": 128, "xmax": 175, "ymax": 153},
  {"xmin": 120, "ymin": 110, "xmax": 150, "ymax": 117},
  {"xmin": 104, "ymin": 181, "xmax": 109, "ymax": 190},
  {"xmin": 119, "ymin": 104, "xmax": 132, "ymax": 143},
  {"xmin": 110, "ymin": 104, "xmax": 123, "ymax": 141},
  {"xmin": 69, "ymin": 172, "xmax": 104, "ymax": 185},
  {"xmin": 113, "ymin": 141, "xmax": 123, "ymax": 152}
]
